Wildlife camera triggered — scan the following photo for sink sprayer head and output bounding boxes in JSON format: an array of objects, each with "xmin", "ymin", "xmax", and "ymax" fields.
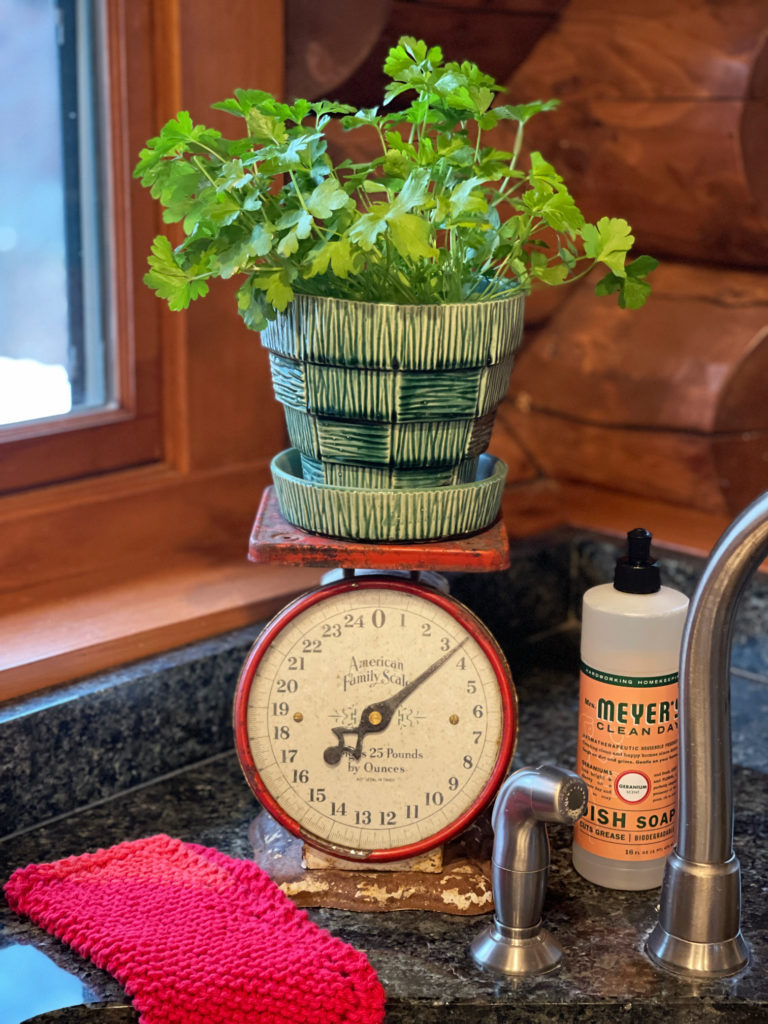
[{"xmin": 471, "ymin": 763, "xmax": 588, "ymax": 977}]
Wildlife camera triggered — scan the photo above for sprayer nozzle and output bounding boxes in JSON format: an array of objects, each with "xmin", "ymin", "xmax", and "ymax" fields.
[
  {"xmin": 472, "ymin": 764, "xmax": 588, "ymax": 977},
  {"xmin": 627, "ymin": 527, "xmax": 652, "ymax": 562}
]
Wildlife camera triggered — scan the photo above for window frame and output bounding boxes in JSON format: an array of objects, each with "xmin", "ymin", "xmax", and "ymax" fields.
[
  {"xmin": 0, "ymin": 0, "xmax": 165, "ymax": 493},
  {"xmin": 0, "ymin": 0, "xmax": 293, "ymax": 701}
]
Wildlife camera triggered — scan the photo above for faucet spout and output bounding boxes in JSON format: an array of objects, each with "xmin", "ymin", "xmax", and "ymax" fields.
[{"xmin": 647, "ymin": 491, "xmax": 768, "ymax": 976}]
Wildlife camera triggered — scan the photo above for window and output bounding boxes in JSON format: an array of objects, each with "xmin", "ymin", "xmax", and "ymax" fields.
[
  {"xmin": 56, "ymin": 0, "xmax": 111, "ymax": 418},
  {"xmin": 0, "ymin": 0, "xmax": 110, "ymax": 428},
  {"xmin": 0, "ymin": 0, "xmax": 291, "ymax": 700},
  {"xmin": 0, "ymin": 0, "xmax": 166, "ymax": 494}
]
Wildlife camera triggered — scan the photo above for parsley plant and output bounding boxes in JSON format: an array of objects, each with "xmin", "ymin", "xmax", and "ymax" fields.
[{"xmin": 134, "ymin": 37, "xmax": 656, "ymax": 332}]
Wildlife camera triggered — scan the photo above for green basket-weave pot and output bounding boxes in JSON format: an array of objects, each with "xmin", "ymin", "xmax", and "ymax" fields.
[
  {"xmin": 261, "ymin": 293, "xmax": 524, "ymax": 484},
  {"xmin": 261, "ymin": 293, "xmax": 523, "ymax": 539}
]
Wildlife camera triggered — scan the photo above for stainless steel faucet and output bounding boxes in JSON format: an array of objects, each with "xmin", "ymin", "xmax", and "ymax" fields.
[{"xmin": 647, "ymin": 490, "xmax": 768, "ymax": 977}]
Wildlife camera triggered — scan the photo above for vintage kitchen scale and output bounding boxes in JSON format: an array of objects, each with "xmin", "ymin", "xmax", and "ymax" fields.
[{"xmin": 233, "ymin": 486, "xmax": 518, "ymax": 914}]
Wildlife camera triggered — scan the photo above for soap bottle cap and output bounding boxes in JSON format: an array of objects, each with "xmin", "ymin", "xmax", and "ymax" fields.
[{"xmin": 613, "ymin": 527, "xmax": 661, "ymax": 594}]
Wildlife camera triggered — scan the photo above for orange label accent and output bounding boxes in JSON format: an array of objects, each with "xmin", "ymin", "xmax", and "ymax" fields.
[{"xmin": 574, "ymin": 663, "xmax": 678, "ymax": 862}]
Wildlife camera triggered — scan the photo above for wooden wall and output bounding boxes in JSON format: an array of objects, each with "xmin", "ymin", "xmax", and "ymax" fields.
[
  {"xmin": 493, "ymin": 0, "xmax": 768, "ymax": 516},
  {"xmin": 285, "ymin": 0, "xmax": 768, "ymax": 518}
]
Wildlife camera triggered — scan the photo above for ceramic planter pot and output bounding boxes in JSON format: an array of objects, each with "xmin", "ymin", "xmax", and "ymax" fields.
[{"xmin": 260, "ymin": 293, "xmax": 525, "ymax": 541}]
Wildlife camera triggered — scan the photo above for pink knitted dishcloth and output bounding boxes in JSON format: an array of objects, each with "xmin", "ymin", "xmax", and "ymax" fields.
[{"xmin": 4, "ymin": 834, "xmax": 386, "ymax": 1024}]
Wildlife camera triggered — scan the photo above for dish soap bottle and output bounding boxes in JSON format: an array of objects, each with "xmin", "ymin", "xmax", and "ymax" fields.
[{"xmin": 572, "ymin": 528, "xmax": 689, "ymax": 890}]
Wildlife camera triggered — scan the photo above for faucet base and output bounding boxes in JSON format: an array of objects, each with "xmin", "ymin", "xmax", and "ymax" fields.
[
  {"xmin": 470, "ymin": 919, "xmax": 562, "ymax": 976},
  {"xmin": 646, "ymin": 850, "xmax": 749, "ymax": 977},
  {"xmin": 647, "ymin": 923, "xmax": 749, "ymax": 978}
]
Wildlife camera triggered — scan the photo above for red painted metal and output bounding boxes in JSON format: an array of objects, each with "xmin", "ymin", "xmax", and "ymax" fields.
[
  {"xmin": 233, "ymin": 576, "xmax": 518, "ymax": 862},
  {"xmin": 248, "ymin": 486, "xmax": 511, "ymax": 573}
]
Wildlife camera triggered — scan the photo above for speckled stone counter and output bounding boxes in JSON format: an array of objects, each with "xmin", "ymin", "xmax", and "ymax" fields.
[{"xmin": 1, "ymin": 531, "xmax": 767, "ymax": 1023}]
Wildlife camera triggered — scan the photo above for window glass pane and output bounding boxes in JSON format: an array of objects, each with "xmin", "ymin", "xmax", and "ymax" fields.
[{"xmin": 0, "ymin": 0, "xmax": 110, "ymax": 428}]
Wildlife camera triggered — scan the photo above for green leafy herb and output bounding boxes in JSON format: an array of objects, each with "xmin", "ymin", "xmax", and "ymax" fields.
[
  {"xmin": 134, "ymin": 36, "xmax": 656, "ymax": 331},
  {"xmin": 595, "ymin": 255, "xmax": 660, "ymax": 309}
]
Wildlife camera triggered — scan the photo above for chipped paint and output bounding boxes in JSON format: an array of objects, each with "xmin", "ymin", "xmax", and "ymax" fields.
[
  {"xmin": 280, "ymin": 876, "xmax": 331, "ymax": 896},
  {"xmin": 439, "ymin": 883, "xmax": 493, "ymax": 911},
  {"xmin": 355, "ymin": 880, "xmax": 419, "ymax": 902}
]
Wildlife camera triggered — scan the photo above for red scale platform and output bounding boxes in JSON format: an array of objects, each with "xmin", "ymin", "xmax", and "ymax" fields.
[{"xmin": 248, "ymin": 487, "xmax": 511, "ymax": 574}]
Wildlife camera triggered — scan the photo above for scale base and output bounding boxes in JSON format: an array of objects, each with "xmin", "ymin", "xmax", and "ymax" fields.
[
  {"xmin": 303, "ymin": 842, "xmax": 444, "ymax": 875},
  {"xmin": 248, "ymin": 809, "xmax": 495, "ymax": 916}
]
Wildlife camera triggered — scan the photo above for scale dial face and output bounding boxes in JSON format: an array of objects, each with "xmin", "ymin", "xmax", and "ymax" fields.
[{"xmin": 234, "ymin": 577, "xmax": 517, "ymax": 862}]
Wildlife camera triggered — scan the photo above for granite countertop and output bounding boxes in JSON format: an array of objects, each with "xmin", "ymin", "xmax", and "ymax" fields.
[
  {"xmin": 1, "ymin": 534, "xmax": 767, "ymax": 1022},
  {"xmin": 2, "ymin": 632, "xmax": 767, "ymax": 1023}
]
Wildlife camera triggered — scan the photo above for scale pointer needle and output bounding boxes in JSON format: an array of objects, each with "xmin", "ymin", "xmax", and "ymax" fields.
[{"xmin": 323, "ymin": 637, "xmax": 469, "ymax": 765}]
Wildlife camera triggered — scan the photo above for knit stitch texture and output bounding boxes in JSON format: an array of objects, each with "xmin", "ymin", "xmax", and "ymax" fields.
[{"xmin": 4, "ymin": 834, "xmax": 386, "ymax": 1024}]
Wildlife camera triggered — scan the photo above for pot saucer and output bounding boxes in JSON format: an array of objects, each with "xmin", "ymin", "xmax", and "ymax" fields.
[{"xmin": 270, "ymin": 447, "xmax": 508, "ymax": 542}]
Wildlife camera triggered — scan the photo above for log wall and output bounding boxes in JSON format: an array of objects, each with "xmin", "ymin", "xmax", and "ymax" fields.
[
  {"xmin": 493, "ymin": 263, "xmax": 768, "ymax": 516},
  {"xmin": 498, "ymin": 0, "xmax": 768, "ymax": 266},
  {"xmin": 285, "ymin": 0, "xmax": 768, "ymax": 517}
]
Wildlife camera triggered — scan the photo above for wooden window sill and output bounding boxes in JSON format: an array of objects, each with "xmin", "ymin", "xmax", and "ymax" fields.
[{"xmin": 1, "ymin": 557, "xmax": 324, "ymax": 703}]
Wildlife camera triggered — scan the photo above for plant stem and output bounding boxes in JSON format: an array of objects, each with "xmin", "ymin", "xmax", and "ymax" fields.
[{"xmin": 511, "ymin": 121, "xmax": 524, "ymax": 171}]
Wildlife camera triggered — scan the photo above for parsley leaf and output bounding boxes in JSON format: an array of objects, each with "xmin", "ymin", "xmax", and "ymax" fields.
[
  {"xmin": 595, "ymin": 255, "xmax": 659, "ymax": 309},
  {"xmin": 388, "ymin": 213, "xmax": 439, "ymax": 261},
  {"xmin": 582, "ymin": 217, "xmax": 635, "ymax": 277},
  {"xmin": 143, "ymin": 235, "xmax": 209, "ymax": 310},
  {"xmin": 306, "ymin": 178, "xmax": 349, "ymax": 219}
]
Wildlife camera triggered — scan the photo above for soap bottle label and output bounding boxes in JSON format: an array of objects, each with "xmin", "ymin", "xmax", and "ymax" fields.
[{"xmin": 574, "ymin": 662, "xmax": 678, "ymax": 862}]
